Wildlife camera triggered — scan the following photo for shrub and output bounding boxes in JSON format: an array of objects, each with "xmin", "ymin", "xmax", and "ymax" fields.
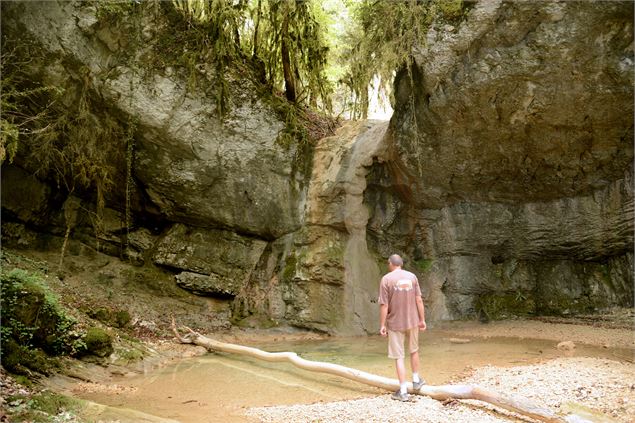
[{"xmin": 0, "ymin": 268, "xmax": 84, "ymax": 373}]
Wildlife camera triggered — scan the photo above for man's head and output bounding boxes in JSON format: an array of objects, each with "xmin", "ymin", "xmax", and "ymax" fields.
[{"xmin": 388, "ymin": 254, "xmax": 403, "ymax": 271}]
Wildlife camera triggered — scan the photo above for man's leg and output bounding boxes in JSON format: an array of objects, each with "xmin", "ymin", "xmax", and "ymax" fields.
[
  {"xmin": 395, "ymin": 357, "xmax": 407, "ymax": 384},
  {"xmin": 388, "ymin": 330, "xmax": 409, "ymax": 399},
  {"xmin": 410, "ymin": 349, "xmax": 419, "ymax": 375},
  {"xmin": 408, "ymin": 328, "xmax": 423, "ymax": 386}
]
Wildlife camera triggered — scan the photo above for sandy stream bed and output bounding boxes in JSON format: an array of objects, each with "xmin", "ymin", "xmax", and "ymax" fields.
[
  {"xmin": 245, "ymin": 319, "xmax": 634, "ymax": 423},
  {"xmin": 4, "ymin": 318, "xmax": 634, "ymax": 423}
]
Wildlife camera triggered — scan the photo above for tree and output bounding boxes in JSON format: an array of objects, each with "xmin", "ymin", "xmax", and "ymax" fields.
[
  {"xmin": 171, "ymin": 0, "xmax": 332, "ymax": 111},
  {"xmin": 341, "ymin": 0, "xmax": 466, "ymax": 119}
]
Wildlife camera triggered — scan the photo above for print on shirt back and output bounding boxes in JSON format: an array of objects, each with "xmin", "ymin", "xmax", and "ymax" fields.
[{"xmin": 395, "ymin": 279, "xmax": 413, "ymax": 291}]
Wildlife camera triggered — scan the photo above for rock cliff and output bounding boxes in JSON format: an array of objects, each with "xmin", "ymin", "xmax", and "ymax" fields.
[
  {"xmin": 2, "ymin": 0, "xmax": 633, "ymax": 334},
  {"xmin": 367, "ymin": 0, "xmax": 634, "ymax": 320}
]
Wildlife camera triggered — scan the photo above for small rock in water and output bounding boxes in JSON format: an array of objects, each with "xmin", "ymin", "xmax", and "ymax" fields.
[
  {"xmin": 448, "ymin": 338, "xmax": 471, "ymax": 344},
  {"xmin": 557, "ymin": 341, "xmax": 576, "ymax": 351}
]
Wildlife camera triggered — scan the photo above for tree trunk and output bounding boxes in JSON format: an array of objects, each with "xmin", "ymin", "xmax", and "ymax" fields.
[
  {"xmin": 252, "ymin": 0, "xmax": 262, "ymax": 57},
  {"xmin": 171, "ymin": 323, "xmax": 585, "ymax": 423},
  {"xmin": 281, "ymin": 11, "xmax": 296, "ymax": 102},
  {"xmin": 59, "ymin": 195, "xmax": 80, "ymax": 269},
  {"xmin": 59, "ymin": 223, "xmax": 72, "ymax": 269}
]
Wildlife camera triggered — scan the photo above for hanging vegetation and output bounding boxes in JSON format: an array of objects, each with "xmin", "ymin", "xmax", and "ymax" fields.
[
  {"xmin": 169, "ymin": 0, "xmax": 332, "ymax": 113},
  {"xmin": 340, "ymin": 0, "xmax": 467, "ymax": 119},
  {"xmin": 26, "ymin": 80, "xmax": 131, "ymax": 266},
  {"xmin": 0, "ymin": 37, "xmax": 62, "ymax": 164}
]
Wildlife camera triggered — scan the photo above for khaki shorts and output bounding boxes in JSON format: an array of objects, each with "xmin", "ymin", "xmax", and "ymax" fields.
[{"xmin": 387, "ymin": 328, "xmax": 419, "ymax": 359}]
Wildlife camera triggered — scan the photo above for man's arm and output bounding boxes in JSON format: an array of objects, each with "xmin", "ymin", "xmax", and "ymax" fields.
[
  {"xmin": 416, "ymin": 296, "xmax": 426, "ymax": 331},
  {"xmin": 379, "ymin": 304, "xmax": 388, "ymax": 336}
]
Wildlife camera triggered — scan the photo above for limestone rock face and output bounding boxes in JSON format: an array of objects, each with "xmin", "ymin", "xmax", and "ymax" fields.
[
  {"xmin": 233, "ymin": 121, "xmax": 390, "ymax": 334},
  {"xmin": 0, "ymin": 166, "xmax": 64, "ymax": 229},
  {"xmin": 1, "ymin": 0, "xmax": 633, "ymax": 333},
  {"xmin": 422, "ymin": 175, "xmax": 634, "ymax": 262},
  {"xmin": 1, "ymin": 0, "xmax": 304, "ymax": 239},
  {"xmin": 394, "ymin": 0, "xmax": 633, "ymax": 208},
  {"xmin": 154, "ymin": 224, "xmax": 267, "ymax": 296},
  {"xmin": 293, "ymin": 121, "xmax": 390, "ymax": 334},
  {"xmin": 106, "ymin": 71, "xmax": 302, "ymax": 239},
  {"xmin": 367, "ymin": 0, "xmax": 634, "ymax": 320},
  {"xmin": 175, "ymin": 272, "xmax": 237, "ymax": 297}
]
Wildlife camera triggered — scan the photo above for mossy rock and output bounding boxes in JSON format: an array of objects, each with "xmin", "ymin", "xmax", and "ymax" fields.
[
  {"xmin": 232, "ymin": 314, "xmax": 279, "ymax": 329},
  {"xmin": 87, "ymin": 307, "xmax": 131, "ymax": 328},
  {"xmin": 0, "ymin": 268, "xmax": 80, "ymax": 357},
  {"xmin": 88, "ymin": 307, "xmax": 112, "ymax": 324},
  {"xmin": 282, "ymin": 253, "xmax": 298, "ymax": 283},
  {"xmin": 1, "ymin": 339, "xmax": 58, "ymax": 375},
  {"xmin": 114, "ymin": 310, "xmax": 131, "ymax": 328},
  {"xmin": 414, "ymin": 258, "xmax": 434, "ymax": 273},
  {"xmin": 475, "ymin": 292, "xmax": 536, "ymax": 320},
  {"xmin": 83, "ymin": 327, "xmax": 114, "ymax": 358},
  {"xmin": 535, "ymin": 294, "xmax": 601, "ymax": 316},
  {"xmin": 5, "ymin": 391, "xmax": 81, "ymax": 423},
  {"xmin": 115, "ymin": 347, "xmax": 144, "ymax": 363}
]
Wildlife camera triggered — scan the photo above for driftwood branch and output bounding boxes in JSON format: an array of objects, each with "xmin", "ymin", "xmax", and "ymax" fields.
[{"xmin": 171, "ymin": 319, "xmax": 588, "ymax": 423}]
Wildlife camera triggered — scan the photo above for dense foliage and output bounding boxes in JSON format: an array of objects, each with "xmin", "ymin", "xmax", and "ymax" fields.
[
  {"xmin": 171, "ymin": 0, "xmax": 332, "ymax": 111},
  {"xmin": 341, "ymin": 0, "xmax": 467, "ymax": 118},
  {"xmin": 168, "ymin": 0, "xmax": 469, "ymax": 118}
]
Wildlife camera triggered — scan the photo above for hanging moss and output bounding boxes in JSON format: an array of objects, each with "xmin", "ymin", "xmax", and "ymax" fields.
[
  {"xmin": 0, "ymin": 31, "xmax": 63, "ymax": 165},
  {"xmin": 95, "ymin": 0, "xmax": 138, "ymax": 24},
  {"xmin": 341, "ymin": 0, "xmax": 470, "ymax": 118},
  {"xmin": 156, "ymin": 0, "xmax": 333, "ymax": 116},
  {"xmin": 474, "ymin": 291, "xmax": 536, "ymax": 321}
]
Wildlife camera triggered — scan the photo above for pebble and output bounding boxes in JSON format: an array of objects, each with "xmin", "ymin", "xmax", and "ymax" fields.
[{"xmin": 557, "ymin": 341, "xmax": 576, "ymax": 351}]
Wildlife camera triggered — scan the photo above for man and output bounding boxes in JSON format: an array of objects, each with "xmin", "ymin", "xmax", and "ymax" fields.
[{"xmin": 378, "ymin": 254, "xmax": 427, "ymax": 402}]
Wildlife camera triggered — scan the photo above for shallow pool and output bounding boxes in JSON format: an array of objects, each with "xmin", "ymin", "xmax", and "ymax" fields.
[{"xmin": 72, "ymin": 330, "xmax": 630, "ymax": 423}]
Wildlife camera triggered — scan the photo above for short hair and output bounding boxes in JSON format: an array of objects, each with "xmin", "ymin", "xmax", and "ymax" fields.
[{"xmin": 388, "ymin": 254, "xmax": 403, "ymax": 267}]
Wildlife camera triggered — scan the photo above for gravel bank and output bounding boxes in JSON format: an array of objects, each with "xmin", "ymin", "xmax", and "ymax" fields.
[{"xmin": 247, "ymin": 357, "xmax": 635, "ymax": 422}]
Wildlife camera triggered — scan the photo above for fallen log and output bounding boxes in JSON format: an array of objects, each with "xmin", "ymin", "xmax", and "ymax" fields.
[{"xmin": 171, "ymin": 321, "xmax": 589, "ymax": 423}]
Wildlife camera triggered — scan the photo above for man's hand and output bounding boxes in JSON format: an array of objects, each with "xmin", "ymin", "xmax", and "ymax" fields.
[
  {"xmin": 418, "ymin": 320, "xmax": 427, "ymax": 331},
  {"xmin": 380, "ymin": 325, "xmax": 387, "ymax": 336}
]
